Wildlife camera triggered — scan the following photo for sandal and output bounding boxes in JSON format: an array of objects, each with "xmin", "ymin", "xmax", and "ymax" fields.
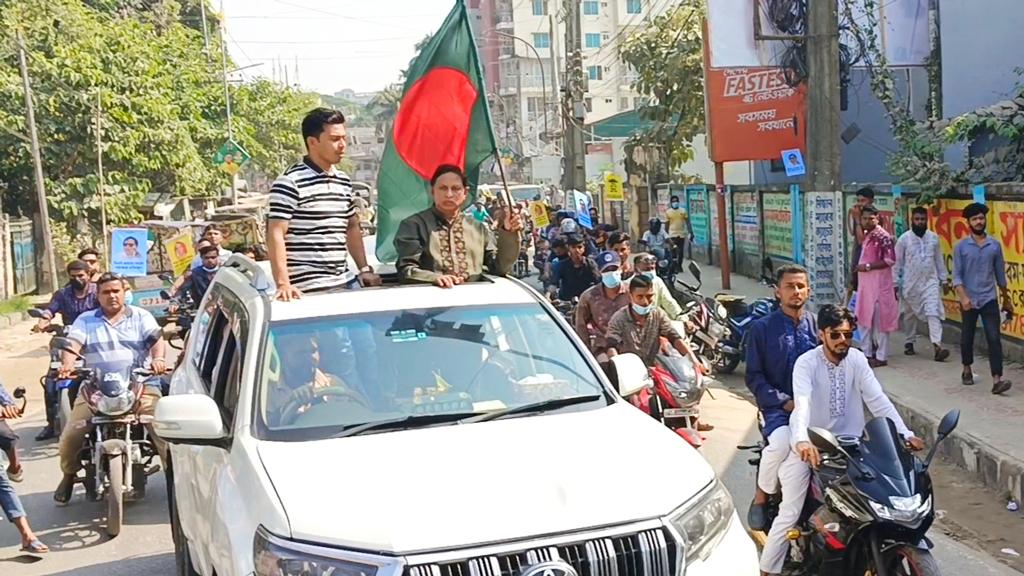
[
  {"xmin": 7, "ymin": 465, "xmax": 23, "ymax": 483},
  {"xmin": 20, "ymin": 538, "xmax": 49, "ymax": 554},
  {"xmin": 53, "ymin": 475, "xmax": 75, "ymax": 506}
]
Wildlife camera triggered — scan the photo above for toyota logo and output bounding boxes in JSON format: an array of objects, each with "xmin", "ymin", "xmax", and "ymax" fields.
[{"xmin": 520, "ymin": 560, "xmax": 578, "ymax": 576}]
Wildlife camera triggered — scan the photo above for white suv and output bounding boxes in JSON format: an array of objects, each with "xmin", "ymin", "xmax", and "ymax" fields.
[{"xmin": 154, "ymin": 255, "xmax": 758, "ymax": 576}]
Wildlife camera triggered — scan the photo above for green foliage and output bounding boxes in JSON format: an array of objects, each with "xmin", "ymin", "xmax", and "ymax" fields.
[
  {"xmin": 0, "ymin": 0, "xmax": 316, "ymax": 248},
  {"xmin": 619, "ymin": 2, "xmax": 705, "ymax": 181},
  {"xmin": 0, "ymin": 295, "xmax": 31, "ymax": 315}
]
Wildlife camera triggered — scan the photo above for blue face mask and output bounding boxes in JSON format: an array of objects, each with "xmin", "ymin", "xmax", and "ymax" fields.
[
  {"xmin": 671, "ymin": 202, "xmax": 680, "ymax": 209},
  {"xmin": 601, "ymin": 271, "xmax": 621, "ymax": 288},
  {"xmin": 632, "ymin": 302, "xmax": 654, "ymax": 316},
  {"xmin": 641, "ymin": 271, "xmax": 656, "ymax": 280}
]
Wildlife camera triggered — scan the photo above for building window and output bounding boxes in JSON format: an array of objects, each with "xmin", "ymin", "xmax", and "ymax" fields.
[
  {"xmin": 583, "ymin": 1, "xmax": 599, "ymax": 15},
  {"xmin": 532, "ymin": 33, "xmax": 550, "ymax": 49},
  {"xmin": 584, "ymin": 97, "xmax": 593, "ymax": 112},
  {"xmin": 633, "ymin": 96, "xmax": 649, "ymax": 108},
  {"xmin": 626, "ymin": 0, "xmax": 642, "ymax": 14},
  {"xmin": 527, "ymin": 96, "xmax": 544, "ymax": 113},
  {"xmin": 588, "ymin": 65, "xmax": 603, "ymax": 80},
  {"xmin": 585, "ymin": 33, "xmax": 601, "ymax": 48},
  {"xmin": 531, "ymin": 0, "xmax": 547, "ymax": 16},
  {"xmin": 619, "ymin": 97, "xmax": 629, "ymax": 110}
]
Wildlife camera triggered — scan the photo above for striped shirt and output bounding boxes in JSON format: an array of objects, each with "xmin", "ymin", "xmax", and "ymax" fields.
[
  {"xmin": 68, "ymin": 305, "xmax": 162, "ymax": 387},
  {"xmin": 269, "ymin": 157, "xmax": 357, "ymax": 293}
]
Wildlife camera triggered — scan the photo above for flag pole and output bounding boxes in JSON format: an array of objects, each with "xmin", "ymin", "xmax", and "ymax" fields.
[{"xmin": 460, "ymin": 0, "xmax": 515, "ymax": 211}]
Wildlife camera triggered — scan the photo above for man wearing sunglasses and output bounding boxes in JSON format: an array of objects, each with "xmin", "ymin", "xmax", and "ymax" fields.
[{"xmin": 758, "ymin": 304, "xmax": 923, "ymax": 576}]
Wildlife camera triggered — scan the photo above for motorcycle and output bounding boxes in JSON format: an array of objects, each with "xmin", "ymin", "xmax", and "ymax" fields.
[
  {"xmin": 51, "ymin": 337, "xmax": 162, "ymax": 538},
  {"xmin": 628, "ymin": 352, "xmax": 710, "ymax": 449},
  {"xmin": 157, "ymin": 273, "xmax": 196, "ymax": 352},
  {"xmin": 27, "ymin": 309, "xmax": 84, "ymax": 435},
  {"xmin": 712, "ymin": 256, "xmax": 781, "ymax": 374},
  {"xmin": 671, "ymin": 261, "xmax": 732, "ymax": 372},
  {"xmin": 740, "ymin": 410, "xmax": 959, "ymax": 575}
]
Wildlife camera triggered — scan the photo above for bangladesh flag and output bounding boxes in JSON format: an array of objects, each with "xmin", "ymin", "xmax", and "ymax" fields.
[{"xmin": 375, "ymin": 0, "xmax": 498, "ymax": 262}]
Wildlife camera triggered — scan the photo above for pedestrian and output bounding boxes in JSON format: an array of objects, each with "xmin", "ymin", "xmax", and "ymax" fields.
[
  {"xmin": 0, "ymin": 381, "xmax": 48, "ymax": 553},
  {"xmin": 846, "ymin": 187, "xmax": 887, "ymax": 294},
  {"xmin": 894, "ymin": 206, "xmax": 950, "ymax": 361},
  {"xmin": 640, "ymin": 218, "xmax": 669, "ymax": 262},
  {"xmin": 395, "ymin": 164, "xmax": 521, "ymax": 288},
  {"xmin": 267, "ymin": 107, "xmax": 380, "ymax": 301},
  {"xmin": 854, "ymin": 205, "xmax": 898, "ymax": 368},
  {"xmin": 953, "ymin": 202, "xmax": 1013, "ymax": 394},
  {"xmin": 1, "ymin": 383, "xmax": 24, "ymax": 482},
  {"xmin": 665, "ymin": 195, "xmax": 693, "ymax": 267},
  {"xmin": 551, "ymin": 234, "xmax": 599, "ymax": 301},
  {"xmin": 575, "ymin": 251, "xmax": 630, "ymax": 366},
  {"xmin": 467, "ymin": 199, "xmax": 492, "ymax": 225},
  {"xmin": 743, "ymin": 264, "xmax": 818, "ymax": 533}
]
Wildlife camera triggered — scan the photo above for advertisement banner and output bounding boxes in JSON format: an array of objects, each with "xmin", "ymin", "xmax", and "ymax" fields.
[
  {"xmin": 705, "ymin": 67, "xmax": 807, "ymax": 162},
  {"xmin": 709, "ymin": 187, "xmax": 733, "ymax": 251},
  {"xmin": 604, "ymin": 173, "xmax": 625, "ymax": 201},
  {"xmin": 528, "ymin": 201, "xmax": 550, "ymax": 228},
  {"xmin": 733, "ymin": 191, "xmax": 760, "ymax": 255},
  {"xmin": 110, "ymin": 228, "xmax": 148, "ymax": 277},
  {"xmin": 685, "ymin": 185, "xmax": 709, "ymax": 247},
  {"xmin": 929, "ymin": 198, "xmax": 977, "ymax": 327},
  {"xmin": 763, "ymin": 193, "xmax": 793, "ymax": 260},
  {"xmin": 163, "ymin": 230, "xmax": 196, "ymax": 277},
  {"xmin": 573, "ymin": 191, "xmax": 593, "ymax": 229},
  {"xmin": 992, "ymin": 202, "xmax": 1024, "ymax": 340}
]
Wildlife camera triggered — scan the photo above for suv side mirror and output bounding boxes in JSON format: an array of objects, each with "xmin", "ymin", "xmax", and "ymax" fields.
[
  {"xmin": 153, "ymin": 395, "xmax": 229, "ymax": 447},
  {"xmin": 608, "ymin": 353, "xmax": 651, "ymax": 398},
  {"xmin": 809, "ymin": 427, "xmax": 842, "ymax": 454}
]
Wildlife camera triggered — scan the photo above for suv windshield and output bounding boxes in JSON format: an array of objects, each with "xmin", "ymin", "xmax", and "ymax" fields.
[{"xmin": 256, "ymin": 303, "xmax": 608, "ymax": 440}]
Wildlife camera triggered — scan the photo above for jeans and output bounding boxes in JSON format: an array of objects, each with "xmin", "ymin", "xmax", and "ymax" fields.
[
  {"xmin": 961, "ymin": 299, "xmax": 1003, "ymax": 377},
  {"xmin": 0, "ymin": 464, "xmax": 25, "ymax": 522}
]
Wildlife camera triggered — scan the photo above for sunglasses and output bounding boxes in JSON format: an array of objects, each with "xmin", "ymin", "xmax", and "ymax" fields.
[{"xmin": 828, "ymin": 330, "xmax": 855, "ymax": 341}]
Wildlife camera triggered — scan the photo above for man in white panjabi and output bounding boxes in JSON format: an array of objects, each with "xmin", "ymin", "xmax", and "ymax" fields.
[
  {"xmin": 758, "ymin": 304, "xmax": 925, "ymax": 576},
  {"xmin": 894, "ymin": 206, "xmax": 950, "ymax": 361}
]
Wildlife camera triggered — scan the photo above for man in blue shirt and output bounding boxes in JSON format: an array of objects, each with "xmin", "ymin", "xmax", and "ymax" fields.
[
  {"xmin": 953, "ymin": 203, "xmax": 1012, "ymax": 394},
  {"xmin": 744, "ymin": 264, "xmax": 818, "ymax": 532},
  {"xmin": 552, "ymin": 234, "xmax": 600, "ymax": 301}
]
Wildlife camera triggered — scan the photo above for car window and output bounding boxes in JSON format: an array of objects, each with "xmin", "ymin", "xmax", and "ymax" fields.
[
  {"xmin": 255, "ymin": 303, "xmax": 607, "ymax": 441},
  {"xmin": 199, "ymin": 306, "xmax": 229, "ymax": 391},
  {"xmin": 189, "ymin": 287, "xmax": 220, "ymax": 370}
]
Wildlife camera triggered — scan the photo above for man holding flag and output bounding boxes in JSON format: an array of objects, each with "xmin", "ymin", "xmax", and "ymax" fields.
[{"xmin": 376, "ymin": 0, "xmax": 514, "ymax": 264}]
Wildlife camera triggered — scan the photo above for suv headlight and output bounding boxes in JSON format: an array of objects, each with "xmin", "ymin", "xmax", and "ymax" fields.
[
  {"xmin": 254, "ymin": 526, "xmax": 380, "ymax": 576},
  {"xmin": 667, "ymin": 479, "xmax": 735, "ymax": 564}
]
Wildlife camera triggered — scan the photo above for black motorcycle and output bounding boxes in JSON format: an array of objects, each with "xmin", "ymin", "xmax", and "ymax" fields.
[
  {"xmin": 741, "ymin": 410, "xmax": 959, "ymax": 576},
  {"xmin": 27, "ymin": 308, "xmax": 84, "ymax": 435}
]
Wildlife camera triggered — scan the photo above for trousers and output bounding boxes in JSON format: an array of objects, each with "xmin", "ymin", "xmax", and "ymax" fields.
[
  {"xmin": 861, "ymin": 300, "xmax": 890, "ymax": 361},
  {"xmin": 961, "ymin": 299, "xmax": 1003, "ymax": 377},
  {"xmin": 760, "ymin": 449, "xmax": 811, "ymax": 574},
  {"xmin": 903, "ymin": 311, "xmax": 943, "ymax": 346},
  {"xmin": 59, "ymin": 387, "xmax": 165, "ymax": 476},
  {"xmin": 0, "ymin": 464, "xmax": 25, "ymax": 522},
  {"xmin": 756, "ymin": 426, "xmax": 791, "ymax": 495}
]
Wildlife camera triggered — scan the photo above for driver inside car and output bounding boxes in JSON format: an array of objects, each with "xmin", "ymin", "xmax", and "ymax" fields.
[{"xmin": 266, "ymin": 332, "xmax": 371, "ymax": 426}]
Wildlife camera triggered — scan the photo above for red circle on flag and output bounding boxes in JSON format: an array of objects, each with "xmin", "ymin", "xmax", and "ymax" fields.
[{"xmin": 393, "ymin": 67, "xmax": 479, "ymax": 180}]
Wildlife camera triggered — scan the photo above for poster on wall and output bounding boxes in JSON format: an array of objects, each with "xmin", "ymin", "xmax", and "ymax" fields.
[
  {"xmin": 733, "ymin": 191, "xmax": 760, "ymax": 255},
  {"xmin": 709, "ymin": 187, "xmax": 734, "ymax": 251},
  {"xmin": 685, "ymin": 185, "xmax": 709, "ymax": 247},
  {"xmin": 763, "ymin": 193, "xmax": 793, "ymax": 260},
  {"xmin": 110, "ymin": 228, "xmax": 148, "ymax": 277}
]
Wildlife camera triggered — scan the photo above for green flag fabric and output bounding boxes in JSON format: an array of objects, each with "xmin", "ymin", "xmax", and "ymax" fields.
[{"xmin": 374, "ymin": 0, "xmax": 498, "ymax": 263}]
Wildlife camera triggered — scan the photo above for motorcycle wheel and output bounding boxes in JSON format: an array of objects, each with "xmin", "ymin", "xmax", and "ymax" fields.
[
  {"xmin": 716, "ymin": 353, "xmax": 741, "ymax": 375},
  {"xmin": 57, "ymin": 389, "xmax": 71, "ymax": 436},
  {"xmin": 882, "ymin": 545, "xmax": 942, "ymax": 576},
  {"xmin": 106, "ymin": 454, "xmax": 124, "ymax": 538}
]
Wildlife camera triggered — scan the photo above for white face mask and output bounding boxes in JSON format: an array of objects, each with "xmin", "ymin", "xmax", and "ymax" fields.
[{"xmin": 601, "ymin": 271, "xmax": 622, "ymax": 288}]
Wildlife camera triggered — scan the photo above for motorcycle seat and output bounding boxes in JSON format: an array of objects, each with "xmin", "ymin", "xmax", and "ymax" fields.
[{"xmin": 715, "ymin": 293, "xmax": 747, "ymax": 303}]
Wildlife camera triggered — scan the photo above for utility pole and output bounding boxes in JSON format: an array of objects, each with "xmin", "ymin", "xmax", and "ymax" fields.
[
  {"xmin": 549, "ymin": 13, "xmax": 561, "ymax": 149},
  {"xmin": 562, "ymin": 0, "xmax": 586, "ymax": 194},
  {"xmin": 95, "ymin": 90, "xmax": 109, "ymax": 250},
  {"xmin": 805, "ymin": 0, "xmax": 841, "ymax": 194},
  {"xmin": 218, "ymin": 2, "xmax": 238, "ymax": 204},
  {"xmin": 199, "ymin": 0, "xmax": 211, "ymax": 60},
  {"xmin": 16, "ymin": 31, "xmax": 58, "ymax": 293}
]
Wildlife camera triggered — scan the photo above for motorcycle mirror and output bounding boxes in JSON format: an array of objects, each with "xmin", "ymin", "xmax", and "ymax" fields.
[
  {"xmin": 160, "ymin": 290, "xmax": 172, "ymax": 301},
  {"xmin": 50, "ymin": 337, "xmax": 84, "ymax": 359},
  {"xmin": 158, "ymin": 273, "xmax": 174, "ymax": 283},
  {"xmin": 27, "ymin": 308, "xmax": 45, "ymax": 319},
  {"xmin": 12, "ymin": 386, "xmax": 26, "ymax": 399},
  {"xmin": 808, "ymin": 427, "xmax": 843, "ymax": 455},
  {"xmin": 688, "ymin": 260, "xmax": 702, "ymax": 281},
  {"xmin": 925, "ymin": 409, "xmax": 961, "ymax": 469}
]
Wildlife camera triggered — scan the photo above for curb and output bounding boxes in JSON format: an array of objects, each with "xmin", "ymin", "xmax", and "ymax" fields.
[
  {"xmin": 0, "ymin": 311, "xmax": 29, "ymax": 329},
  {"xmin": 889, "ymin": 393, "xmax": 1023, "ymax": 507}
]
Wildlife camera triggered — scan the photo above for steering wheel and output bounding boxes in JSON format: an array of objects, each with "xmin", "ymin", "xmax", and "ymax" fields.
[{"xmin": 279, "ymin": 385, "xmax": 371, "ymax": 426}]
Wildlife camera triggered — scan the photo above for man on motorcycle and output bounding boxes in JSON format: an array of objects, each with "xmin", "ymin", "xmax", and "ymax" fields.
[
  {"xmin": 575, "ymin": 251, "xmax": 630, "ymax": 367},
  {"xmin": 607, "ymin": 232, "xmax": 633, "ymax": 280},
  {"xmin": 78, "ymin": 247, "xmax": 103, "ymax": 282},
  {"xmin": 633, "ymin": 253, "xmax": 683, "ymax": 319},
  {"xmin": 745, "ymin": 264, "xmax": 817, "ymax": 532},
  {"xmin": 31, "ymin": 260, "xmax": 99, "ymax": 441},
  {"xmin": 53, "ymin": 273, "xmax": 168, "ymax": 506},
  {"xmin": 606, "ymin": 275, "xmax": 700, "ymax": 369},
  {"xmin": 179, "ymin": 244, "xmax": 221, "ymax": 303},
  {"xmin": 759, "ymin": 304, "xmax": 923, "ymax": 576}
]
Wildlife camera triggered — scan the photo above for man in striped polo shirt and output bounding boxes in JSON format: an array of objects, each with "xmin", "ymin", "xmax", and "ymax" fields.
[{"xmin": 268, "ymin": 108, "xmax": 380, "ymax": 300}]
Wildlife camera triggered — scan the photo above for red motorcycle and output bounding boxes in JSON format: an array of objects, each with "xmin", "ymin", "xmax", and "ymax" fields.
[{"xmin": 628, "ymin": 353, "xmax": 711, "ymax": 449}]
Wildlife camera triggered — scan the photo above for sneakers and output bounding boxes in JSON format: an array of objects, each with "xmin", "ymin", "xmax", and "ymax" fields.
[
  {"xmin": 992, "ymin": 380, "xmax": 1012, "ymax": 395},
  {"xmin": 933, "ymin": 347, "xmax": 950, "ymax": 362},
  {"xmin": 904, "ymin": 343, "xmax": 916, "ymax": 356}
]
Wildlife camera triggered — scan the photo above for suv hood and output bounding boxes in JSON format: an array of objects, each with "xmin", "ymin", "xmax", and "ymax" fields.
[{"xmin": 258, "ymin": 402, "xmax": 714, "ymax": 553}]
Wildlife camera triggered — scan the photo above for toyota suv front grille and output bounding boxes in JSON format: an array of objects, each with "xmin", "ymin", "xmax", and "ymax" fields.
[{"xmin": 406, "ymin": 528, "xmax": 677, "ymax": 576}]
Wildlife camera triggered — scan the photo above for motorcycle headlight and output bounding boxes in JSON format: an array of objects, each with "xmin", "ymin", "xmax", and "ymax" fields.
[
  {"xmin": 254, "ymin": 526, "xmax": 381, "ymax": 576},
  {"xmin": 96, "ymin": 390, "xmax": 136, "ymax": 416},
  {"xmin": 715, "ymin": 303, "xmax": 728, "ymax": 320},
  {"xmin": 667, "ymin": 479, "xmax": 735, "ymax": 564},
  {"xmin": 867, "ymin": 494, "xmax": 931, "ymax": 523}
]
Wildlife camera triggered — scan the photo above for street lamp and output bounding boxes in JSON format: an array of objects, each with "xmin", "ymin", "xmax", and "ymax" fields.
[{"xmin": 491, "ymin": 30, "xmax": 550, "ymax": 138}]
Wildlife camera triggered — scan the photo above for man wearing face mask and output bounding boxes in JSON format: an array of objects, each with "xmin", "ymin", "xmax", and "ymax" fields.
[
  {"xmin": 575, "ymin": 251, "xmax": 630, "ymax": 364},
  {"xmin": 606, "ymin": 275, "xmax": 700, "ymax": 369},
  {"xmin": 665, "ymin": 195, "xmax": 692, "ymax": 268},
  {"xmin": 633, "ymin": 253, "xmax": 682, "ymax": 319},
  {"xmin": 179, "ymin": 245, "xmax": 222, "ymax": 303},
  {"xmin": 953, "ymin": 202, "xmax": 1013, "ymax": 394},
  {"xmin": 894, "ymin": 206, "xmax": 949, "ymax": 361}
]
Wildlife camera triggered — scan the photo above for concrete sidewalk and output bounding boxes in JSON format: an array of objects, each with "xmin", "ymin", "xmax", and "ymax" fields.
[{"xmin": 695, "ymin": 263, "xmax": 1024, "ymax": 507}]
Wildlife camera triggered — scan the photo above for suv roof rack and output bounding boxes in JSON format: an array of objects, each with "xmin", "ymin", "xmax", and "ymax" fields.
[{"xmin": 223, "ymin": 254, "xmax": 274, "ymax": 295}]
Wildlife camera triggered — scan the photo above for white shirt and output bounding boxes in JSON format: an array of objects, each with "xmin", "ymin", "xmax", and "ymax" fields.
[{"xmin": 790, "ymin": 346, "xmax": 913, "ymax": 448}]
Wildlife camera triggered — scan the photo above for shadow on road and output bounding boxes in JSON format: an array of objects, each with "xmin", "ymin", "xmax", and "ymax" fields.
[{"xmin": 28, "ymin": 552, "xmax": 175, "ymax": 576}]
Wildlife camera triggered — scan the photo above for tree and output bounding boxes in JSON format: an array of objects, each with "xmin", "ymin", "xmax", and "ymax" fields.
[{"xmin": 619, "ymin": 2, "xmax": 705, "ymax": 182}]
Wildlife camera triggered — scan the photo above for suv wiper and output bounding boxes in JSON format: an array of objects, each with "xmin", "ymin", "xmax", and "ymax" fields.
[
  {"xmin": 461, "ymin": 395, "xmax": 603, "ymax": 424},
  {"xmin": 330, "ymin": 412, "xmax": 478, "ymax": 439}
]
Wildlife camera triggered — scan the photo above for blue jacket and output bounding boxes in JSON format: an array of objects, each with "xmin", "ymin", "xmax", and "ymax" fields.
[{"xmin": 745, "ymin": 309, "xmax": 819, "ymax": 438}]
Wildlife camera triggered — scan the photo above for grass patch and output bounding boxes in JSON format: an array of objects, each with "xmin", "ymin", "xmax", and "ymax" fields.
[{"xmin": 0, "ymin": 296, "xmax": 32, "ymax": 315}]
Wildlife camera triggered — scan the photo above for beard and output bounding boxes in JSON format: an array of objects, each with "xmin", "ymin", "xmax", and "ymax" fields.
[
  {"xmin": 912, "ymin": 224, "xmax": 927, "ymax": 237},
  {"xmin": 830, "ymin": 345, "xmax": 850, "ymax": 360},
  {"xmin": 971, "ymin": 223, "xmax": 987, "ymax": 236},
  {"xmin": 70, "ymin": 279, "xmax": 87, "ymax": 291}
]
